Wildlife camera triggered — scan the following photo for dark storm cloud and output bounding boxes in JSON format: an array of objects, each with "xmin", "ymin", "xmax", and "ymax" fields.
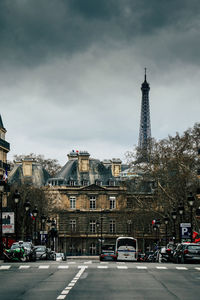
[{"xmin": 0, "ymin": 0, "xmax": 199, "ymax": 67}]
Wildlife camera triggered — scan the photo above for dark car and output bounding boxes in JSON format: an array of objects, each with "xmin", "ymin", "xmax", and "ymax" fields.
[
  {"xmin": 173, "ymin": 243, "xmax": 200, "ymax": 263},
  {"xmin": 34, "ymin": 245, "xmax": 48, "ymax": 260},
  {"xmin": 100, "ymin": 244, "xmax": 116, "ymax": 261}
]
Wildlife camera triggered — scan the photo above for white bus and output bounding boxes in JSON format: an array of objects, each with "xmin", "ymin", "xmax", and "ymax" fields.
[{"xmin": 115, "ymin": 237, "xmax": 138, "ymax": 261}]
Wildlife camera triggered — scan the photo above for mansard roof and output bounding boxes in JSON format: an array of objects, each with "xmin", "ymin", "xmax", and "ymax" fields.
[
  {"xmin": 0, "ymin": 114, "xmax": 6, "ymax": 130},
  {"xmin": 47, "ymin": 156, "xmax": 128, "ymax": 187},
  {"xmin": 8, "ymin": 161, "xmax": 50, "ymax": 187}
]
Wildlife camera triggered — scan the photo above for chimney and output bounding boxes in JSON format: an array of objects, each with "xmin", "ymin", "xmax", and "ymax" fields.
[
  {"xmin": 78, "ymin": 151, "xmax": 90, "ymax": 172},
  {"xmin": 111, "ymin": 158, "xmax": 122, "ymax": 177}
]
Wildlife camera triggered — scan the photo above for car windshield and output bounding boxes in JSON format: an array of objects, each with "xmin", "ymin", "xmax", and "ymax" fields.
[
  {"xmin": 188, "ymin": 245, "xmax": 200, "ymax": 250},
  {"xmin": 22, "ymin": 243, "xmax": 31, "ymax": 248},
  {"xmin": 35, "ymin": 246, "xmax": 46, "ymax": 252},
  {"xmin": 102, "ymin": 245, "xmax": 115, "ymax": 251},
  {"xmin": 11, "ymin": 244, "xmax": 20, "ymax": 249}
]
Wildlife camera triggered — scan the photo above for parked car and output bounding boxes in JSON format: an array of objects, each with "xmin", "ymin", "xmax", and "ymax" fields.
[
  {"xmin": 100, "ymin": 244, "xmax": 116, "ymax": 261},
  {"xmin": 34, "ymin": 245, "xmax": 48, "ymax": 260},
  {"xmin": 173, "ymin": 243, "xmax": 200, "ymax": 263},
  {"xmin": 55, "ymin": 253, "xmax": 66, "ymax": 261}
]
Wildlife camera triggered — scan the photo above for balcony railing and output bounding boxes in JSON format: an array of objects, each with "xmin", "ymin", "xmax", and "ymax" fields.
[{"xmin": 0, "ymin": 138, "xmax": 10, "ymax": 151}]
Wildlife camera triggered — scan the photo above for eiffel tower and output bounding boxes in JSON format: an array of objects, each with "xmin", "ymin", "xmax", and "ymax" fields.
[{"xmin": 138, "ymin": 68, "xmax": 151, "ymax": 160}]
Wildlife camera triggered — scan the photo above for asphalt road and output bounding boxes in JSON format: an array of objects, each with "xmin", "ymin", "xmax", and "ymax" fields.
[{"xmin": 0, "ymin": 259, "xmax": 200, "ymax": 300}]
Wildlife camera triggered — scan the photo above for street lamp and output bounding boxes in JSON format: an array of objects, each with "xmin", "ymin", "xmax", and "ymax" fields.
[
  {"xmin": 47, "ymin": 218, "xmax": 57, "ymax": 251},
  {"xmin": 96, "ymin": 220, "xmax": 100, "ymax": 255},
  {"xmin": 164, "ymin": 215, "xmax": 169, "ymax": 245},
  {"xmin": 24, "ymin": 200, "xmax": 30, "ymax": 241},
  {"xmin": 187, "ymin": 193, "xmax": 195, "ymax": 242},
  {"xmin": 127, "ymin": 219, "xmax": 132, "ymax": 234},
  {"xmin": 13, "ymin": 190, "xmax": 20, "ymax": 241},
  {"xmin": 178, "ymin": 202, "xmax": 184, "ymax": 242},
  {"xmin": 171, "ymin": 208, "xmax": 177, "ymax": 243},
  {"xmin": 40, "ymin": 214, "xmax": 46, "ymax": 245},
  {"xmin": 32, "ymin": 206, "xmax": 38, "ymax": 245},
  {"xmin": 0, "ymin": 183, "xmax": 4, "ymax": 258}
]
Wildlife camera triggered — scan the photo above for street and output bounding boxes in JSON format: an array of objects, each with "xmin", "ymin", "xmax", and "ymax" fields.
[{"xmin": 0, "ymin": 259, "xmax": 200, "ymax": 300}]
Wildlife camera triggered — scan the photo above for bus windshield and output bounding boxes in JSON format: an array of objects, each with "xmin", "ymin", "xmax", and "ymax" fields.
[{"xmin": 117, "ymin": 238, "xmax": 136, "ymax": 248}]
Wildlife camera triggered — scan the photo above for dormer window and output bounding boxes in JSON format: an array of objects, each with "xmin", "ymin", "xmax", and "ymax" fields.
[
  {"xmin": 95, "ymin": 180, "xmax": 102, "ymax": 186},
  {"xmin": 69, "ymin": 180, "xmax": 75, "ymax": 186},
  {"xmin": 82, "ymin": 180, "xmax": 89, "ymax": 186}
]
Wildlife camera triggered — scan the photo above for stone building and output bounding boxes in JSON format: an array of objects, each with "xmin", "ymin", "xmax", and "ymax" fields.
[
  {"xmin": 0, "ymin": 115, "xmax": 10, "ymax": 207},
  {"xmin": 45, "ymin": 151, "xmax": 156, "ymax": 254}
]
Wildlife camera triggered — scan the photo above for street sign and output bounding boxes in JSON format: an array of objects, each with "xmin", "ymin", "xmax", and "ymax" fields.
[{"xmin": 180, "ymin": 223, "xmax": 191, "ymax": 239}]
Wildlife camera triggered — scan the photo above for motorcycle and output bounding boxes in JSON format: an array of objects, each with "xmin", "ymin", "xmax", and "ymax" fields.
[{"xmin": 3, "ymin": 246, "xmax": 28, "ymax": 262}]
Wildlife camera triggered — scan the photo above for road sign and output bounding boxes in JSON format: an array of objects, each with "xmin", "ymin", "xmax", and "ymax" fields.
[{"xmin": 180, "ymin": 223, "xmax": 191, "ymax": 239}]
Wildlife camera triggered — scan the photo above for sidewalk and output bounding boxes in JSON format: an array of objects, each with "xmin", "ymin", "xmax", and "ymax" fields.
[{"xmin": 66, "ymin": 256, "xmax": 99, "ymax": 260}]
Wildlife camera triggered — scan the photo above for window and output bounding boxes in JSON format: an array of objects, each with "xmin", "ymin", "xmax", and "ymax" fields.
[
  {"xmin": 90, "ymin": 196, "xmax": 96, "ymax": 209},
  {"xmin": 70, "ymin": 196, "xmax": 76, "ymax": 209},
  {"xmin": 89, "ymin": 243, "xmax": 96, "ymax": 255},
  {"xmin": 69, "ymin": 180, "xmax": 75, "ymax": 186},
  {"xmin": 109, "ymin": 196, "xmax": 116, "ymax": 209},
  {"xmin": 70, "ymin": 219, "xmax": 76, "ymax": 232},
  {"xmin": 110, "ymin": 220, "xmax": 116, "ymax": 233},
  {"xmin": 90, "ymin": 220, "xmax": 96, "ymax": 233}
]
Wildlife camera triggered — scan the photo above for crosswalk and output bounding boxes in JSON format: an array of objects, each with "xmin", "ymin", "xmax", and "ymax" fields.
[{"xmin": 1, "ymin": 263, "xmax": 200, "ymax": 271}]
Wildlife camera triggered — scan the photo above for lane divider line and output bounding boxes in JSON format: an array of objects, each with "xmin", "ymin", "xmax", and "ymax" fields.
[
  {"xmin": 0, "ymin": 265, "xmax": 11, "ymax": 270},
  {"xmin": 56, "ymin": 266, "xmax": 86, "ymax": 300},
  {"xmin": 117, "ymin": 266, "xmax": 128, "ymax": 269},
  {"xmin": 137, "ymin": 266, "xmax": 147, "ymax": 269},
  {"xmin": 19, "ymin": 265, "xmax": 30, "ymax": 269},
  {"xmin": 97, "ymin": 265, "xmax": 108, "ymax": 269},
  {"xmin": 39, "ymin": 265, "xmax": 49, "ymax": 269},
  {"xmin": 176, "ymin": 267, "xmax": 188, "ymax": 270}
]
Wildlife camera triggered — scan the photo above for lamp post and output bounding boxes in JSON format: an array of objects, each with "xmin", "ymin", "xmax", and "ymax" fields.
[
  {"xmin": 171, "ymin": 208, "xmax": 177, "ymax": 243},
  {"xmin": 178, "ymin": 202, "xmax": 184, "ymax": 242},
  {"xmin": 187, "ymin": 193, "xmax": 195, "ymax": 242},
  {"xmin": 24, "ymin": 200, "xmax": 30, "ymax": 241},
  {"xmin": 0, "ymin": 183, "xmax": 4, "ymax": 258},
  {"xmin": 127, "ymin": 219, "xmax": 132, "ymax": 234},
  {"xmin": 164, "ymin": 215, "xmax": 169, "ymax": 245},
  {"xmin": 32, "ymin": 206, "xmax": 38, "ymax": 245},
  {"xmin": 13, "ymin": 190, "xmax": 20, "ymax": 241},
  {"xmin": 47, "ymin": 218, "xmax": 57, "ymax": 251},
  {"xmin": 96, "ymin": 220, "xmax": 100, "ymax": 255},
  {"xmin": 156, "ymin": 219, "xmax": 161, "ymax": 246},
  {"xmin": 41, "ymin": 214, "xmax": 46, "ymax": 245}
]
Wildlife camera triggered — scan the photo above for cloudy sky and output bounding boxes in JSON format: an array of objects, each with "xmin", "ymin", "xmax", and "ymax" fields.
[{"xmin": 0, "ymin": 0, "xmax": 200, "ymax": 166}]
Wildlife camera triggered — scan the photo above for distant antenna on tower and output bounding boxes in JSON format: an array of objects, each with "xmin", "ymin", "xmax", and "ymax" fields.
[{"xmin": 138, "ymin": 69, "xmax": 151, "ymax": 161}]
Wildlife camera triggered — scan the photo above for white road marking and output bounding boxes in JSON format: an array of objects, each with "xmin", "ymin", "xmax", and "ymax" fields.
[
  {"xmin": 98, "ymin": 265, "xmax": 108, "ymax": 269},
  {"xmin": 57, "ymin": 267, "xmax": 86, "ymax": 299},
  {"xmin": 61, "ymin": 290, "xmax": 69, "ymax": 295},
  {"xmin": 117, "ymin": 262, "xmax": 125, "ymax": 264},
  {"xmin": 68, "ymin": 261, "xmax": 76, "ymax": 264},
  {"xmin": 195, "ymin": 267, "xmax": 200, "ymax": 271},
  {"xmin": 58, "ymin": 265, "xmax": 69, "ymax": 269},
  {"xmin": 57, "ymin": 295, "xmax": 66, "ymax": 299},
  {"xmin": 137, "ymin": 266, "xmax": 147, "ymax": 269},
  {"xmin": 156, "ymin": 266, "xmax": 167, "ymax": 269},
  {"xmin": 78, "ymin": 265, "xmax": 88, "ymax": 269},
  {"xmin": 117, "ymin": 266, "xmax": 128, "ymax": 269},
  {"xmin": 84, "ymin": 260, "xmax": 92, "ymax": 264},
  {"xmin": 39, "ymin": 265, "xmax": 49, "ymax": 269},
  {"xmin": 176, "ymin": 267, "xmax": 188, "ymax": 270},
  {"xmin": 0, "ymin": 266, "xmax": 11, "ymax": 270},
  {"xmin": 68, "ymin": 282, "xmax": 75, "ymax": 287},
  {"xmin": 19, "ymin": 265, "xmax": 30, "ymax": 269}
]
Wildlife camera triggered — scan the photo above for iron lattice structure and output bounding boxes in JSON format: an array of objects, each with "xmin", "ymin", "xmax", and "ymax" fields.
[{"xmin": 138, "ymin": 70, "xmax": 151, "ymax": 154}]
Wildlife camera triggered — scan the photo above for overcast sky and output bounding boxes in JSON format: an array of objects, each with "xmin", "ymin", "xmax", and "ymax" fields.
[{"xmin": 0, "ymin": 0, "xmax": 200, "ymax": 166}]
